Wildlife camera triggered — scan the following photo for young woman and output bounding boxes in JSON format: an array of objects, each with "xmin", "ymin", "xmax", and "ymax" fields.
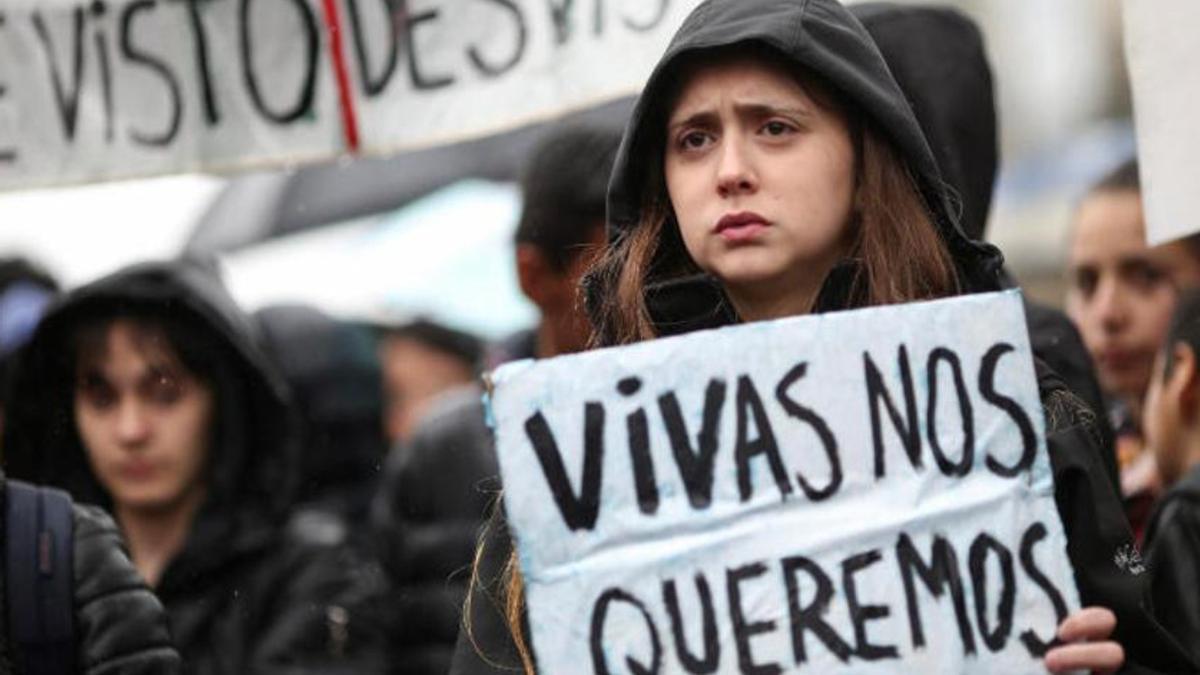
[
  {"xmin": 3, "ymin": 260, "xmax": 383, "ymax": 673},
  {"xmin": 452, "ymin": 1, "xmax": 1194, "ymax": 673}
]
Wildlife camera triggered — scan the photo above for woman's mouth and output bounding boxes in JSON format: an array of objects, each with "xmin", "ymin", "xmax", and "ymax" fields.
[
  {"xmin": 715, "ymin": 212, "xmax": 770, "ymax": 243},
  {"xmin": 118, "ymin": 460, "xmax": 158, "ymax": 481},
  {"xmin": 1097, "ymin": 347, "xmax": 1141, "ymax": 372}
]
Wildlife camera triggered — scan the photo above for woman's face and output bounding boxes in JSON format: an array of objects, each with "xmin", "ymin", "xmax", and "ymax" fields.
[
  {"xmin": 664, "ymin": 55, "xmax": 857, "ymax": 318},
  {"xmin": 74, "ymin": 320, "xmax": 214, "ymax": 515},
  {"xmin": 1066, "ymin": 190, "xmax": 1200, "ymax": 406}
]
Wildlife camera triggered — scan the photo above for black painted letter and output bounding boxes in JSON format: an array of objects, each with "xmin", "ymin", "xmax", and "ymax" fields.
[
  {"xmin": 122, "ymin": 0, "xmax": 183, "ymax": 146},
  {"xmin": 775, "ymin": 362, "xmax": 842, "ymax": 501},
  {"xmin": 734, "ymin": 376, "xmax": 792, "ymax": 502},
  {"xmin": 32, "ymin": 8, "xmax": 86, "ymax": 141},
  {"xmin": 842, "ymin": 550, "xmax": 899, "ymax": 660},
  {"xmin": 468, "ymin": 0, "xmax": 526, "ymax": 77},
  {"xmin": 926, "ymin": 347, "xmax": 975, "ymax": 476},
  {"xmin": 240, "ymin": 0, "xmax": 318, "ymax": 124},
  {"xmin": 895, "ymin": 533, "xmax": 975, "ymax": 654},
  {"xmin": 979, "ymin": 343, "xmax": 1038, "ymax": 477},
  {"xmin": 524, "ymin": 404, "xmax": 605, "ymax": 531},
  {"xmin": 622, "ymin": 0, "xmax": 670, "ymax": 32},
  {"xmin": 403, "ymin": 6, "xmax": 454, "ymax": 90},
  {"xmin": 865, "ymin": 346, "xmax": 922, "ymax": 478},
  {"xmin": 968, "ymin": 533, "xmax": 1016, "ymax": 652},
  {"xmin": 658, "ymin": 380, "xmax": 726, "ymax": 508},
  {"xmin": 590, "ymin": 588, "xmax": 662, "ymax": 675},
  {"xmin": 1018, "ymin": 522, "xmax": 1070, "ymax": 657},
  {"xmin": 781, "ymin": 555, "xmax": 852, "ymax": 664},
  {"xmin": 345, "ymin": 0, "xmax": 398, "ymax": 96},
  {"xmin": 663, "ymin": 575, "xmax": 719, "ymax": 673},
  {"xmin": 727, "ymin": 562, "xmax": 783, "ymax": 675}
]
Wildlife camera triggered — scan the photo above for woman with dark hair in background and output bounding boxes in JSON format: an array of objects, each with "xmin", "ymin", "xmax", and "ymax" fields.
[{"xmin": 3, "ymin": 260, "xmax": 382, "ymax": 674}]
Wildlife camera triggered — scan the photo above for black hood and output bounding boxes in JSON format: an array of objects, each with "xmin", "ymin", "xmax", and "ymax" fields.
[
  {"xmin": 2, "ymin": 259, "xmax": 298, "ymax": 527},
  {"xmin": 599, "ymin": 0, "xmax": 1003, "ymax": 336},
  {"xmin": 254, "ymin": 304, "xmax": 384, "ymax": 507},
  {"xmin": 851, "ymin": 3, "xmax": 998, "ymax": 242}
]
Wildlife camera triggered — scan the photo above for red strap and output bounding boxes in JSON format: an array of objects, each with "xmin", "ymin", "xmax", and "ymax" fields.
[{"xmin": 320, "ymin": 0, "xmax": 361, "ymax": 153}]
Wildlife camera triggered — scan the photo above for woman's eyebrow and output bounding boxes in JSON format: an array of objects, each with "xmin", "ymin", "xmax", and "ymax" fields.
[
  {"xmin": 732, "ymin": 101, "xmax": 812, "ymax": 119},
  {"xmin": 667, "ymin": 97, "xmax": 815, "ymax": 132},
  {"xmin": 667, "ymin": 109, "xmax": 718, "ymax": 132}
]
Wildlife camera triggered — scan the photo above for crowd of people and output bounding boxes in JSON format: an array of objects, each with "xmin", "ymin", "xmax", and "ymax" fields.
[{"xmin": 0, "ymin": 0, "xmax": 1198, "ymax": 673}]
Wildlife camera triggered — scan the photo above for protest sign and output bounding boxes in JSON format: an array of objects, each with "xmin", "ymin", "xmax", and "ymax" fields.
[
  {"xmin": 490, "ymin": 290, "xmax": 1080, "ymax": 674},
  {"xmin": 1123, "ymin": 0, "xmax": 1200, "ymax": 245},
  {"xmin": 0, "ymin": 0, "xmax": 699, "ymax": 191}
]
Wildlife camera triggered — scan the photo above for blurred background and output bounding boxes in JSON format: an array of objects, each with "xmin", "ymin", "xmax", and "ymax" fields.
[{"xmin": 0, "ymin": 0, "xmax": 1132, "ymax": 327}]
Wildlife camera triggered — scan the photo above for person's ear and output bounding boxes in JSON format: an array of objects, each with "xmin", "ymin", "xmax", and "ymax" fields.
[
  {"xmin": 1170, "ymin": 342, "xmax": 1200, "ymax": 425},
  {"xmin": 517, "ymin": 243, "xmax": 555, "ymax": 309}
]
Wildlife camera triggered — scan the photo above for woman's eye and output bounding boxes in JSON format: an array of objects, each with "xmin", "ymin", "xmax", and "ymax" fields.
[
  {"xmin": 761, "ymin": 120, "xmax": 793, "ymax": 137},
  {"xmin": 1128, "ymin": 264, "xmax": 1165, "ymax": 291},
  {"xmin": 143, "ymin": 369, "xmax": 185, "ymax": 405},
  {"xmin": 1072, "ymin": 269, "xmax": 1097, "ymax": 299},
  {"xmin": 78, "ymin": 377, "xmax": 116, "ymax": 410},
  {"xmin": 678, "ymin": 130, "xmax": 711, "ymax": 151},
  {"xmin": 149, "ymin": 377, "xmax": 183, "ymax": 405}
]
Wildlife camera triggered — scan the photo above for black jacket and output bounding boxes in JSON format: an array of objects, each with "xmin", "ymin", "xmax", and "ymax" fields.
[
  {"xmin": 254, "ymin": 304, "xmax": 386, "ymax": 534},
  {"xmin": 453, "ymin": 1, "xmax": 1197, "ymax": 673},
  {"xmin": 72, "ymin": 503, "xmax": 181, "ymax": 674},
  {"xmin": 1143, "ymin": 467, "xmax": 1200, "ymax": 663},
  {"xmin": 0, "ymin": 477, "xmax": 181, "ymax": 674},
  {"xmin": 2, "ymin": 261, "xmax": 382, "ymax": 674},
  {"xmin": 371, "ymin": 387, "xmax": 500, "ymax": 675}
]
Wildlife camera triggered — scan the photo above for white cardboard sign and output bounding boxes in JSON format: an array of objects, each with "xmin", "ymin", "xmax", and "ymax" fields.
[
  {"xmin": 0, "ymin": 0, "xmax": 697, "ymax": 190},
  {"xmin": 1123, "ymin": 0, "xmax": 1200, "ymax": 245},
  {"xmin": 491, "ymin": 290, "xmax": 1080, "ymax": 674}
]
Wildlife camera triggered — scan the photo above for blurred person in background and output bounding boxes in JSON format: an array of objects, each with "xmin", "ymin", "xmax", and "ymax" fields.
[
  {"xmin": 0, "ymin": 473, "xmax": 183, "ymax": 674},
  {"xmin": 1141, "ymin": 288, "xmax": 1200, "ymax": 660},
  {"xmin": 370, "ymin": 124, "xmax": 620, "ymax": 675},
  {"xmin": 2, "ymin": 259, "xmax": 382, "ymax": 674},
  {"xmin": 255, "ymin": 304, "xmax": 387, "ymax": 537},
  {"xmin": 0, "ymin": 257, "xmax": 59, "ymax": 441},
  {"xmin": 379, "ymin": 319, "xmax": 481, "ymax": 446},
  {"xmin": 0, "ymin": 258, "xmax": 181, "ymax": 674},
  {"xmin": 1066, "ymin": 159, "xmax": 1200, "ymax": 534}
]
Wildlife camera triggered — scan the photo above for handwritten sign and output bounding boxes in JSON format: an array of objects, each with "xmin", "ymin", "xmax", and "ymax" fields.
[
  {"xmin": 491, "ymin": 291, "xmax": 1080, "ymax": 674},
  {"xmin": 1123, "ymin": 0, "xmax": 1200, "ymax": 245},
  {"xmin": 0, "ymin": 0, "xmax": 699, "ymax": 191}
]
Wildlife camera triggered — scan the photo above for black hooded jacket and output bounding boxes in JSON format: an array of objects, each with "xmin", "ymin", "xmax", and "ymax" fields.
[
  {"xmin": 0, "ymin": 479, "xmax": 182, "ymax": 674},
  {"xmin": 1143, "ymin": 466, "xmax": 1200, "ymax": 662},
  {"xmin": 453, "ymin": 1, "xmax": 1197, "ymax": 673},
  {"xmin": 2, "ymin": 260, "xmax": 382, "ymax": 674},
  {"xmin": 254, "ymin": 304, "xmax": 386, "ymax": 530}
]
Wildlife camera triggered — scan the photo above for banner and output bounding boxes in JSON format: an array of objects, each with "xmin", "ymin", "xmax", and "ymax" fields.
[
  {"xmin": 490, "ymin": 290, "xmax": 1080, "ymax": 674},
  {"xmin": 0, "ymin": 0, "xmax": 697, "ymax": 190},
  {"xmin": 1123, "ymin": 0, "xmax": 1200, "ymax": 245}
]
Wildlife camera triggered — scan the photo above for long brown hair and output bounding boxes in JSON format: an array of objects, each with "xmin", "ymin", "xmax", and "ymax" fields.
[{"xmin": 469, "ymin": 50, "xmax": 961, "ymax": 674}]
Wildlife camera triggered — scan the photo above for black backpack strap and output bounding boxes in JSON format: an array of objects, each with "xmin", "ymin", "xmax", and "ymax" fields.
[{"xmin": 5, "ymin": 480, "xmax": 75, "ymax": 675}]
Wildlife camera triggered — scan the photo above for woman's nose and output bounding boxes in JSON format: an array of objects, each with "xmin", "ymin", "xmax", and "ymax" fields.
[
  {"xmin": 115, "ymin": 400, "xmax": 151, "ymax": 445},
  {"xmin": 716, "ymin": 137, "xmax": 758, "ymax": 197},
  {"xmin": 1093, "ymin": 277, "xmax": 1130, "ymax": 333}
]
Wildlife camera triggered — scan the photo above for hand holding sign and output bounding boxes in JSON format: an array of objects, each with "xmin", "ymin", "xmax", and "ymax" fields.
[{"xmin": 491, "ymin": 291, "xmax": 1084, "ymax": 674}]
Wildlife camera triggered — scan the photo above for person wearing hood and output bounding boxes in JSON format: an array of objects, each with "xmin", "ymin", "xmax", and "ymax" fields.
[
  {"xmin": 367, "ymin": 125, "xmax": 621, "ymax": 675},
  {"xmin": 254, "ymin": 303, "xmax": 386, "ymax": 536},
  {"xmin": 2, "ymin": 260, "xmax": 382, "ymax": 673},
  {"xmin": 452, "ymin": 1, "xmax": 1197, "ymax": 673}
]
